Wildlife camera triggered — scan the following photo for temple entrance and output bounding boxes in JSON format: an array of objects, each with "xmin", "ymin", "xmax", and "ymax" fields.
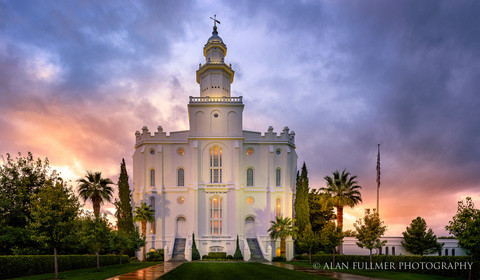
[{"xmin": 244, "ymin": 216, "xmax": 255, "ymax": 238}]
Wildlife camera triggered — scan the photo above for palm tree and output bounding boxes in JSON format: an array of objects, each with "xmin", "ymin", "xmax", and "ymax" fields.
[
  {"xmin": 321, "ymin": 169, "xmax": 362, "ymax": 231},
  {"xmin": 133, "ymin": 202, "xmax": 155, "ymax": 260},
  {"xmin": 77, "ymin": 171, "xmax": 114, "ymax": 217},
  {"xmin": 268, "ymin": 216, "xmax": 298, "ymax": 257}
]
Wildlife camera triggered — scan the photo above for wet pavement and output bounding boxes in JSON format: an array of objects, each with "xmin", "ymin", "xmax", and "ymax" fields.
[
  {"xmin": 107, "ymin": 261, "xmax": 385, "ymax": 280},
  {"xmin": 105, "ymin": 262, "xmax": 183, "ymax": 280},
  {"xmin": 267, "ymin": 262, "xmax": 387, "ymax": 280}
]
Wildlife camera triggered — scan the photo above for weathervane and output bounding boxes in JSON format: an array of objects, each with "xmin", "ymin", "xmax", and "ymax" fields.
[{"xmin": 210, "ymin": 15, "xmax": 220, "ymax": 27}]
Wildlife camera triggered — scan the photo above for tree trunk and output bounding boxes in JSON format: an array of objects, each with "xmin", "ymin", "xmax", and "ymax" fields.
[
  {"xmin": 369, "ymin": 249, "xmax": 372, "ymax": 271},
  {"xmin": 281, "ymin": 237, "xmax": 286, "ymax": 257},
  {"xmin": 96, "ymin": 250, "xmax": 100, "ymax": 272},
  {"xmin": 93, "ymin": 196, "xmax": 101, "ymax": 217},
  {"xmin": 336, "ymin": 206, "xmax": 344, "ymax": 255},
  {"xmin": 309, "ymin": 247, "xmax": 312, "ymax": 264},
  {"xmin": 332, "ymin": 247, "xmax": 336, "ymax": 267},
  {"xmin": 142, "ymin": 220, "xmax": 147, "ymax": 260},
  {"xmin": 54, "ymin": 246, "xmax": 58, "ymax": 280}
]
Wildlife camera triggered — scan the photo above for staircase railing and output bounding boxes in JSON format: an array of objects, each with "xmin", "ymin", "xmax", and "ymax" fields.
[{"xmin": 255, "ymin": 233, "xmax": 270, "ymax": 260}]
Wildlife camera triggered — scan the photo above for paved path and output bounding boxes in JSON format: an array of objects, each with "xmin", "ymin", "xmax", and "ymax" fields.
[
  {"xmin": 267, "ymin": 262, "xmax": 387, "ymax": 280},
  {"xmin": 105, "ymin": 262, "xmax": 183, "ymax": 280}
]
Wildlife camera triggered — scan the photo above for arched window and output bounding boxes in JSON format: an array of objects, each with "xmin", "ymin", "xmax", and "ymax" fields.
[
  {"xmin": 247, "ymin": 168, "xmax": 254, "ymax": 186},
  {"xmin": 276, "ymin": 198, "xmax": 281, "ymax": 218},
  {"xmin": 379, "ymin": 247, "xmax": 383, "ymax": 255},
  {"xmin": 452, "ymin": 249, "xmax": 455, "ymax": 256},
  {"xmin": 178, "ymin": 168, "xmax": 185, "ymax": 186},
  {"xmin": 392, "ymin": 247, "xmax": 396, "ymax": 256},
  {"xmin": 210, "ymin": 196, "xmax": 223, "ymax": 235},
  {"xmin": 275, "ymin": 169, "xmax": 281, "ymax": 186},
  {"xmin": 385, "ymin": 247, "xmax": 389, "ymax": 256},
  {"xmin": 150, "ymin": 169, "xmax": 155, "ymax": 187},
  {"xmin": 210, "ymin": 146, "xmax": 222, "ymax": 183},
  {"xmin": 150, "ymin": 197, "xmax": 156, "ymax": 234},
  {"xmin": 445, "ymin": 249, "xmax": 448, "ymax": 256}
]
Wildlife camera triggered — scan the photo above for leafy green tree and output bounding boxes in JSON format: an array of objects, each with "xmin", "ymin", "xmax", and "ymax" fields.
[
  {"xmin": 354, "ymin": 209, "xmax": 386, "ymax": 269},
  {"xmin": 110, "ymin": 229, "xmax": 145, "ymax": 265},
  {"xmin": 115, "ymin": 159, "xmax": 135, "ymax": 235},
  {"xmin": 133, "ymin": 201, "xmax": 155, "ymax": 260},
  {"xmin": 402, "ymin": 217, "xmax": 443, "ymax": 256},
  {"xmin": 29, "ymin": 180, "xmax": 80, "ymax": 279},
  {"xmin": 233, "ymin": 234, "xmax": 243, "ymax": 260},
  {"xmin": 192, "ymin": 232, "xmax": 200, "ymax": 260},
  {"xmin": 0, "ymin": 152, "xmax": 60, "ymax": 254},
  {"xmin": 268, "ymin": 216, "xmax": 298, "ymax": 257},
  {"xmin": 297, "ymin": 224, "xmax": 319, "ymax": 264},
  {"xmin": 308, "ymin": 188, "xmax": 335, "ymax": 233},
  {"xmin": 79, "ymin": 213, "xmax": 113, "ymax": 271},
  {"xmin": 77, "ymin": 171, "xmax": 114, "ymax": 217},
  {"xmin": 446, "ymin": 197, "xmax": 480, "ymax": 258},
  {"xmin": 321, "ymin": 169, "xmax": 362, "ymax": 231},
  {"xmin": 294, "ymin": 162, "xmax": 311, "ymax": 234},
  {"xmin": 319, "ymin": 221, "xmax": 343, "ymax": 267}
]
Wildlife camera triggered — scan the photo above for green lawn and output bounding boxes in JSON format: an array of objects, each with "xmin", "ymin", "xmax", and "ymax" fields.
[
  {"xmin": 11, "ymin": 261, "xmax": 159, "ymax": 280},
  {"xmin": 159, "ymin": 262, "xmax": 331, "ymax": 280},
  {"xmin": 285, "ymin": 261, "xmax": 467, "ymax": 280}
]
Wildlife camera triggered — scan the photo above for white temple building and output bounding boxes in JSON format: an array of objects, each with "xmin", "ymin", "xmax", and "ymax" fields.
[{"xmin": 132, "ymin": 22, "xmax": 297, "ymax": 261}]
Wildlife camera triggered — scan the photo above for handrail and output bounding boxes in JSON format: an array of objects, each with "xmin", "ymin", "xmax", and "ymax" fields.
[{"xmin": 189, "ymin": 96, "xmax": 242, "ymax": 103}]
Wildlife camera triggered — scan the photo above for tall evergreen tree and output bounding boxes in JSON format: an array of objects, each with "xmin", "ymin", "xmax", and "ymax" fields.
[
  {"xmin": 402, "ymin": 217, "xmax": 442, "ymax": 256},
  {"xmin": 115, "ymin": 159, "xmax": 135, "ymax": 234},
  {"xmin": 191, "ymin": 232, "xmax": 200, "ymax": 260},
  {"xmin": 294, "ymin": 162, "xmax": 311, "ymax": 234}
]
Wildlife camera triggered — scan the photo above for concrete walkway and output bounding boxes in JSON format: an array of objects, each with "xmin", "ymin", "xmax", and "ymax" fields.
[
  {"xmin": 267, "ymin": 262, "xmax": 387, "ymax": 280},
  {"xmin": 105, "ymin": 262, "xmax": 183, "ymax": 280}
]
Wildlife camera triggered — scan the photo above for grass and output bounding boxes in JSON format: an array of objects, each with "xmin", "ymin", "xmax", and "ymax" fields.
[
  {"xmin": 159, "ymin": 262, "xmax": 331, "ymax": 280},
  {"xmin": 285, "ymin": 261, "xmax": 467, "ymax": 280},
  {"xmin": 11, "ymin": 261, "xmax": 159, "ymax": 280}
]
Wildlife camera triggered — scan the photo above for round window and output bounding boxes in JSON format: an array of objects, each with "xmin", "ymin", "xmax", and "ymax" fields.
[
  {"xmin": 150, "ymin": 149, "xmax": 155, "ymax": 155},
  {"xmin": 246, "ymin": 197, "xmax": 254, "ymax": 205},
  {"xmin": 246, "ymin": 148, "xmax": 254, "ymax": 156},
  {"xmin": 275, "ymin": 148, "xmax": 281, "ymax": 155},
  {"xmin": 177, "ymin": 197, "xmax": 184, "ymax": 204},
  {"xmin": 214, "ymin": 113, "xmax": 219, "ymax": 118},
  {"xmin": 177, "ymin": 148, "xmax": 185, "ymax": 155}
]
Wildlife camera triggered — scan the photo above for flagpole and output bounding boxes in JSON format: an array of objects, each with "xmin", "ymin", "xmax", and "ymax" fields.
[{"xmin": 377, "ymin": 144, "xmax": 380, "ymax": 215}]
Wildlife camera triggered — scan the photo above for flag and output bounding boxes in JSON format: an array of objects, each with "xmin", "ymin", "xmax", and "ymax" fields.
[{"xmin": 376, "ymin": 144, "xmax": 381, "ymax": 188}]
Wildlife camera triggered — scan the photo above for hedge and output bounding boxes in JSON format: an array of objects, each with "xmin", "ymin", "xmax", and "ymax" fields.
[
  {"xmin": 0, "ymin": 255, "xmax": 129, "ymax": 279},
  {"xmin": 293, "ymin": 254, "xmax": 479, "ymax": 279}
]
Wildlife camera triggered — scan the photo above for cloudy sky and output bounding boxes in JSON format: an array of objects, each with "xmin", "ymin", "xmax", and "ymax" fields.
[{"xmin": 1, "ymin": 0, "xmax": 479, "ymax": 236}]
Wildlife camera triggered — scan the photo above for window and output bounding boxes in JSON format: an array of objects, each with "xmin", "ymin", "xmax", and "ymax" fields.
[
  {"xmin": 246, "ymin": 197, "xmax": 254, "ymax": 205},
  {"xmin": 392, "ymin": 247, "xmax": 395, "ymax": 256},
  {"xmin": 445, "ymin": 249, "xmax": 448, "ymax": 256},
  {"xmin": 385, "ymin": 247, "xmax": 389, "ymax": 256},
  {"xmin": 210, "ymin": 197, "xmax": 223, "ymax": 235},
  {"xmin": 210, "ymin": 146, "xmax": 222, "ymax": 183},
  {"xmin": 246, "ymin": 148, "xmax": 254, "ymax": 155},
  {"xmin": 379, "ymin": 247, "xmax": 382, "ymax": 255},
  {"xmin": 150, "ymin": 169, "xmax": 155, "ymax": 186},
  {"xmin": 150, "ymin": 197, "xmax": 156, "ymax": 234},
  {"xmin": 275, "ymin": 169, "xmax": 281, "ymax": 186},
  {"xmin": 177, "ymin": 148, "xmax": 185, "ymax": 155},
  {"xmin": 177, "ymin": 197, "xmax": 184, "ymax": 204},
  {"xmin": 178, "ymin": 168, "xmax": 185, "ymax": 186},
  {"xmin": 275, "ymin": 148, "xmax": 281, "ymax": 155},
  {"xmin": 247, "ymin": 168, "xmax": 254, "ymax": 186},
  {"xmin": 452, "ymin": 249, "xmax": 455, "ymax": 256},
  {"xmin": 276, "ymin": 198, "xmax": 282, "ymax": 218}
]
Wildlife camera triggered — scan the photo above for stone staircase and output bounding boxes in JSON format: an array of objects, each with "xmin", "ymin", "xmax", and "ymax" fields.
[
  {"xmin": 168, "ymin": 238, "xmax": 187, "ymax": 262},
  {"xmin": 246, "ymin": 238, "xmax": 267, "ymax": 262}
]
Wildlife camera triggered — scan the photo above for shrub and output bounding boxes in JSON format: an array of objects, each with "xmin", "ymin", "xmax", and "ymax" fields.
[
  {"xmin": 0, "ymin": 255, "xmax": 129, "ymax": 279},
  {"xmin": 226, "ymin": 255, "xmax": 233, "ymax": 260},
  {"xmin": 207, "ymin": 252, "xmax": 227, "ymax": 260},
  {"xmin": 191, "ymin": 233, "xmax": 201, "ymax": 261},
  {"xmin": 272, "ymin": 256, "xmax": 286, "ymax": 262},
  {"xmin": 146, "ymin": 249, "xmax": 164, "ymax": 261},
  {"xmin": 233, "ymin": 235, "xmax": 243, "ymax": 260},
  {"xmin": 202, "ymin": 255, "xmax": 209, "ymax": 260}
]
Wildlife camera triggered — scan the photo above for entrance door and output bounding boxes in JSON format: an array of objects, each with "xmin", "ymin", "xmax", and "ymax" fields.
[
  {"xmin": 245, "ymin": 216, "xmax": 255, "ymax": 238},
  {"xmin": 176, "ymin": 217, "xmax": 186, "ymax": 238}
]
